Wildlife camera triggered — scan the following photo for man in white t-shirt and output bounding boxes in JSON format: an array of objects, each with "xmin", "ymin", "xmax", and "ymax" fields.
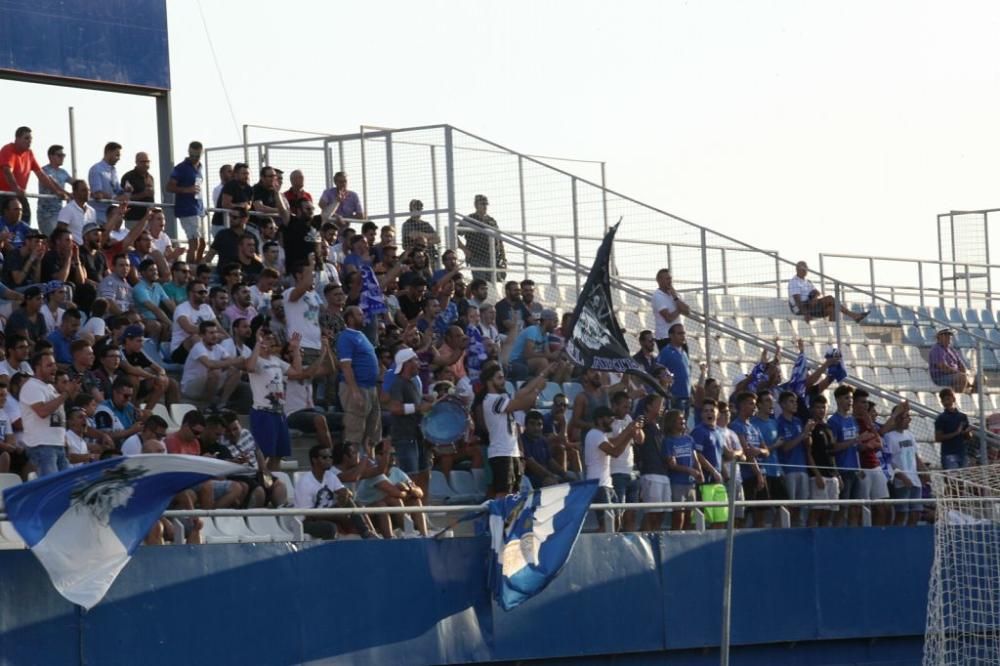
[
  {"xmin": 609, "ymin": 390, "xmax": 644, "ymax": 532},
  {"xmin": 21, "ymin": 350, "xmax": 80, "ymax": 476},
  {"xmin": 180, "ymin": 321, "xmax": 244, "ymax": 406},
  {"xmin": 787, "ymin": 260, "xmax": 868, "ymax": 323},
  {"xmin": 480, "ymin": 361, "xmax": 561, "ymax": 498},
  {"xmin": 294, "ymin": 443, "xmax": 374, "ymax": 539},
  {"xmin": 169, "ymin": 281, "xmax": 221, "ymax": 364},
  {"xmin": 584, "ymin": 405, "xmax": 644, "ymax": 533},
  {"xmin": 245, "ymin": 330, "xmax": 309, "ymax": 471},
  {"xmin": 120, "ymin": 414, "xmax": 170, "ymax": 457},
  {"xmin": 283, "ymin": 261, "xmax": 324, "ymax": 366},
  {"xmin": 0, "ymin": 335, "xmax": 33, "ymax": 378},
  {"xmin": 885, "ymin": 407, "xmax": 924, "ymax": 527},
  {"xmin": 651, "ymin": 268, "xmax": 690, "ymax": 351}
]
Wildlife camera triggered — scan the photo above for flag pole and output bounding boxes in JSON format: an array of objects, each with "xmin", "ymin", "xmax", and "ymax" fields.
[{"xmin": 719, "ymin": 458, "xmax": 738, "ymax": 665}]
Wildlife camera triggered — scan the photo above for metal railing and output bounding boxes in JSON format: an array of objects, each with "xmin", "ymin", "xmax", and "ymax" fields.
[{"xmin": 819, "ymin": 251, "xmax": 1000, "ymax": 310}]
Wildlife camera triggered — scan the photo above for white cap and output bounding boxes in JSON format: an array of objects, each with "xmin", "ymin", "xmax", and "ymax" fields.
[{"xmin": 393, "ymin": 347, "xmax": 418, "ymax": 373}]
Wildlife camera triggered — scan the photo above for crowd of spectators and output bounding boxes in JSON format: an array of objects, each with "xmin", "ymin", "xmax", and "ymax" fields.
[{"xmin": 0, "ymin": 125, "xmax": 978, "ymax": 542}]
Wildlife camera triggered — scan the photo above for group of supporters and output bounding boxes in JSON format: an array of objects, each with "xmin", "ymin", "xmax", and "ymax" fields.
[{"xmin": 0, "ymin": 124, "xmax": 975, "ymax": 543}]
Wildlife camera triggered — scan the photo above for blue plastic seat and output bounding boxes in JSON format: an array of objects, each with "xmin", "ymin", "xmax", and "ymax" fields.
[
  {"xmin": 903, "ymin": 325, "xmax": 924, "ymax": 346},
  {"xmin": 965, "ymin": 308, "xmax": 982, "ymax": 326},
  {"xmin": 948, "ymin": 307, "xmax": 966, "ymax": 325},
  {"xmin": 915, "ymin": 306, "xmax": 933, "ymax": 323},
  {"xmin": 561, "ymin": 382, "xmax": 584, "ymax": 405},
  {"xmin": 981, "ymin": 309, "xmax": 997, "ymax": 328},
  {"xmin": 932, "ymin": 307, "xmax": 949, "ymax": 325},
  {"xmin": 898, "ymin": 307, "xmax": 919, "ymax": 326},
  {"xmin": 880, "ymin": 304, "xmax": 900, "ymax": 325}
]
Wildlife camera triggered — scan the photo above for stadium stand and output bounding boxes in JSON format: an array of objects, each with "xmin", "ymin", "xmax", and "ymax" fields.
[{"xmin": 0, "ymin": 121, "xmax": 993, "ymax": 542}]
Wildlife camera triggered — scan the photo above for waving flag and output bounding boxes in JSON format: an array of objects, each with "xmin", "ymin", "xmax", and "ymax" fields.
[
  {"xmin": 359, "ymin": 264, "xmax": 387, "ymax": 324},
  {"xmin": 2, "ymin": 454, "xmax": 245, "ymax": 609},
  {"xmin": 779, "ymin": 351, "xmax": 809, "ymax": 398},
  {"xmin": 565, "ymin": 223, "xmax": 668, "ymax": 398},
  {"xmin": 825, "ymin": 347, "xmax": 848, "ymax": 383},
  {"xmin": 480, "ymin": 479, "xmax": 599, "ymax": 611}
]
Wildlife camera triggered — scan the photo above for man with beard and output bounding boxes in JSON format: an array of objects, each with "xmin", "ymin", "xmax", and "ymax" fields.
[{"xmin": 283, "ymin": 198, "xmax": 321, "ymax": 276}]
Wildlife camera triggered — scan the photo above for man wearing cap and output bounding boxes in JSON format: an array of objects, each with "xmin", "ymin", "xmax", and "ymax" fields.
[
  {"xmin": 458, "ymin": 194, "xmax": 506, "ymax": 283},
  {"xmin": 387, "ymin": 347, "xmax": 435, "ymax": 496},
  {"xmin": 337, "ymin": 305, "xmax": 382, "ymax": 453},
  {"xmin": 507, "ymin": 308, "xmax": 562, "ymax": 382},
  {"xmin": 5, "ymin": 285, "xmax": 46, "ymax": 342},
  {"xmin": 401, "ymin": 199, "xmax": 440, "ymax": 269},
  {"xmin": 929, "ymin": 328, "xmax": 971, "ymax": 392},
  {"xmin": 79, "ymin": 222, "xmax": 107, "ymax": 281},
  {"xmin": 319, "ymin": 171, "xmax": 364, "ymax": 225}
]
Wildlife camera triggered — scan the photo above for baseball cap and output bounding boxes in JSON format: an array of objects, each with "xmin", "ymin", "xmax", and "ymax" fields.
[
  {"xmin": 82, "ymin": 222, "xmax": 101, "ymax": 237},
  {"xmin": 539, "ymin": 308, "xmax": 558, "ymax": 321},
  {"xmin": 42, "ymin": 280, "xmax": 65, "ymax": 296},
  {"xmin": 393, "ymin": 347, "xmax": 418, "ymax": 372},
  {"xmin": 121, "ymin": 325, "xmax": 145, "ymax": 341},
  {"xmin": 474, "ymin": 194, "xmax": 489, "ymax": 205}
]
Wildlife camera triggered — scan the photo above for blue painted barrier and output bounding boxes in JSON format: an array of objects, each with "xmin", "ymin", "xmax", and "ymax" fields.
[{"xmin": 0, "ymin": 527, "xmax": 933, "ymax": 665}]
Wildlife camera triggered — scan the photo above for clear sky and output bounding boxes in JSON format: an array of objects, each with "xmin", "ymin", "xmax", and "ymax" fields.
[{"xmin": 3, "ymin": 0, "xmax": 1000, "ymax": 285}]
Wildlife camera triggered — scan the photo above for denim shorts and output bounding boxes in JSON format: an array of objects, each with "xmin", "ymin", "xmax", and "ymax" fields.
[
  {"xmin": 942, "ymin": 453, "xmax": 967, "ymax": 470},
  {"xmin": 26, "ymin": 445, "xmax": 69, "ymax": 478},
  {"xmin": 611, "ymin": 472, "xmax": 640, "ymax": 504},
  {"xmin": 394, "ymin": 439, "xmax": 431, "ymax": 475}
]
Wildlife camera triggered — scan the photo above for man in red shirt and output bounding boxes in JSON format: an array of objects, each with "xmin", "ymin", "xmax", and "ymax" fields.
[
  {"xmin": 0, "ymin": 127, "xmax": 70, "ymax": 223},
  {"xmin": 283, "ymin": 169, "xmax": 312, "ymax": 209},
  {"xmin": 165, "ymin": 409, "xmax": 205, "ymax": 455}
]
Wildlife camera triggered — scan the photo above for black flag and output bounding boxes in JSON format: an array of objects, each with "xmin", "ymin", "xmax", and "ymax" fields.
[{"xmin": 564, "ymin": 223, "xmax": 669, "ymax": 398}]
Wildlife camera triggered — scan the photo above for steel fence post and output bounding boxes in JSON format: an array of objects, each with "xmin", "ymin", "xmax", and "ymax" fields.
[
  {"xmin": 431, "ymin": 144, "xmax": 441, "ymax": 244},
  {"xmin": 360, "ymin": 126, "xmax": 368, "ymax": 216},
  {"xmin": 444, "ymin": 127, "xmax": 457, "ymax": 250},
  {"xmin": 572, "ymin": 177, "xmax": 581, "ymax": 295},
  {"xmin": 978, "ymin": 340, "xmax": 987, "ymax": 465},
  {"xmin": 720, "ymin": 457, "xmax": 737, "ymax": 666},
  {"xmin": 600, "ymin": 161, "xmax": 609, "ymax": 234},
  {"xmin": 385, "ymin": 132, "xmax": 395, "ymax": 229},
  {"xmin": 869, "ymin": 257, "xmax": 876, "ymax": 309},
  {"xmin": 518, "ymin": 155, "xmax": 527, "ymax": 278},
  {"xmin": 702, "ymin": 229, "xmax": 712, "ymax": 370},
  {"xmin": 834, "ymin": 281, "xmax": 843, "ymax": 352}
]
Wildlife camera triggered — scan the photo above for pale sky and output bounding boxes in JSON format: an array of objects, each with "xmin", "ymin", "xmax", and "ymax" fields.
[{"xmin": 3, "ymin": 0, "xmax": 1000, "ymax": 288}]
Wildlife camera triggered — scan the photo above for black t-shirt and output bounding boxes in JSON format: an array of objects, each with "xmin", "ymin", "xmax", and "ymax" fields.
[
  {"xmin": 397, "ymin": 293, "xmax": 425, "ymax": 321},
  {"xmin": 40, "ymin": 250, "xmax": 72, "ymax": 284},
  {"xmin": 936, "ymin": 409, "xmax": 970, "ymax": 458},
  {"xmin": 495, "ymin": 299, "xmax": 531, "ymax": 334},
  {"xmin": 120, "ymin": 169, "xmax": 154, "ymax": 220},
  {"xmin": 388, "ymin": 375, "xmax": 422, "ymax": 442},
  {"xmin": 283, "ymin": 215, "xmax": 318, "ymax": 274},
  {"xmin": 238, "ymin": 257, "xmax": 264, "ymax": 285},
  {"xmin": 221, "ymin": 181, "xmax": 253, "ymax": 207},
  {"xmin": 251, "ymin": 184, "xmax": 277, "ymax": 210},
  {"xmin": 124, "ymin": 349, "xmax": 154, "ymax": 371},
  {"xmin": 212, "ymin": 229, "xmax": 243, "ymax": 269},
  {"xmin": 809, "ymin": 424, "xmax": 837, "ymax": 477},
  {"xmin": 80, "ymin": 248, "xmax": 107, "ymax": 283},
  {"xmin": 3, "ymin": 248, "xmax": 30, "ymax": 287},
  {"xmin": 5, "ymin": 309, "xmax": 47, "ymax": 343}
]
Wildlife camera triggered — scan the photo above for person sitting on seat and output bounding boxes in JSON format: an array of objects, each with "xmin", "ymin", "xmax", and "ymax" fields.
[{"xmin": 787, "ymin": 260, "xmax": 867, "ymax": 323}]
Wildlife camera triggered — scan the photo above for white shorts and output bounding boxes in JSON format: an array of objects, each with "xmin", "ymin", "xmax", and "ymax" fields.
[
  {"xmin": 640, "ymin": 474, "xmax": 671, "ymax": 503},
  {"xmin": 859, "ymin": 468, "xmax": 890, "ymax": 500},
  {"xmin": 810, "ymin": 476, "xmax": 841, "ymax": 511},
  {"xmin": 784, "ymin": 472, "xmax": 810, "ymax": 500},
  {"xmin": 179, "ymin": 215, "xmax": 203, "ymax": 240}
]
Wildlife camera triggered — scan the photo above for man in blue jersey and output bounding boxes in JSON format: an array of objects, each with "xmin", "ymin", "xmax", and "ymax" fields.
[
  {"xmin": 691, "ymin": 399, "xmax": 726, "ymax": 485},
  {"xmin": 828, "ymin": 384, "xmax": 862, "ymax": 527},
  {"xmin": 751, "ymin": 390, "xmax": 788, "ymax": 527},
  {"xmin": 656, "ymin": 323, "xmax": 691, "ymax": 418},
  {"xmin": 775, "ymin": 391, "xmax": 815, "ymax": 527},
  {"xmin": 728, "ymin": 391, "xmax": 767, "ymax": 527}
]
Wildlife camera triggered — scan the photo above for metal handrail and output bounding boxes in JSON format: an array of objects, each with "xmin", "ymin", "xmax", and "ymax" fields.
[{"xmin": 0, "ymin": 190, "xmax": 174, "ymax": 209}]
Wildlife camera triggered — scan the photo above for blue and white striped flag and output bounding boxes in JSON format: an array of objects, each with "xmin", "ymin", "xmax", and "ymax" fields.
[
  {"xmin": 481, "ymin": 479, "xmax": 599, "ymax": 611},
  {"xmin": 359, "ymin": 264, "xmax": 387, "ymax": 324},
  {"xmin": 2, "ymin": 454, "xmax": 244, "ymax": 609}
]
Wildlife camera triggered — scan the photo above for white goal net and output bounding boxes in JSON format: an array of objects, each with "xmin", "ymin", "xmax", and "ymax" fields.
[{"xmin": 925, "ymin": 464, "xmax": 1000, "ymax": 665}]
